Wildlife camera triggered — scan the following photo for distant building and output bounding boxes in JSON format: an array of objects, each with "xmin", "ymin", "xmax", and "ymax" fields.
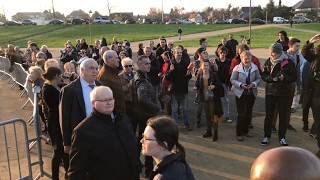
[
  {"xmin": 12, "ymin": 12, "xmax": 43, "ymax": 21},
  {"xmin": 292, "ymin": 0, "xmax": 313, "ymax": 15},
  {"xmin": 66, "ymin": 9, "xmax": 89, "ymax": 21},
  {"xmin": 239, "ymin": 6, "xmax": 263, "ymax": 18},
  {"xmin": 189, "ymin": 12, "xmax": 202, "ymax": 23}
]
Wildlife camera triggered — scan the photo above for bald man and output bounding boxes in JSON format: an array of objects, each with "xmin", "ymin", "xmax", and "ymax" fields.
[{"xmin": 250, "ymin": 147, "xmax": 320, "ymax": 180}]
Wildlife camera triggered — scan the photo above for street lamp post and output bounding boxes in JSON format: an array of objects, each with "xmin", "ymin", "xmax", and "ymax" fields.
[
  {"xmin": 89, "ymin": 10, "xmax": 92, "ymax": 44},
  {"xmin": 161, "ymin": 0, "xmax": 164, "ymax": 23},
  {"xmin": 249, "ymin": 0, "xmax": 252, "ymax": 47}
]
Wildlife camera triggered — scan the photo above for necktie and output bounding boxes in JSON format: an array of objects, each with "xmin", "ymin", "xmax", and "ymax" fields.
[{"xmin": 89, "ymin": 84, "xmax": 95, "ymax": 89}]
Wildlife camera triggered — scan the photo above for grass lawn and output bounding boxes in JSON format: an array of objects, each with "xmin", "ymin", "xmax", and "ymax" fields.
[
  {"xmin": 290, "ymin": 23, "xmax": 320, "ymax": 32},
  {"xmin": 0, "ymin": 24, "xmax": 248, "ymax": 48},
  {"xmin": 178, "ymin": 26, "xmax": 315, "ymax": 48}
]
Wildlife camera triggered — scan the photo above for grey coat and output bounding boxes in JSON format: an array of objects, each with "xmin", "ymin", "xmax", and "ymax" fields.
[{"xmin": 230, "ymin": 62, "xmax": 261, "ymax": 98}]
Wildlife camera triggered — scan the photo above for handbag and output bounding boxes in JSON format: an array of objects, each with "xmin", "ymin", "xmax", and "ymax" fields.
[{"xmin": 204, "ymin": 82, "xmax": 214, "ymax": 101}]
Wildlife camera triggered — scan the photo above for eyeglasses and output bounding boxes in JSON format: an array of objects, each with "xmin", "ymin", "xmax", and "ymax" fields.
[
  {"xmin": 168, "ymin": 44, "xmax": 174, "ymax": 46},
  {"xmin": 141, "ymin": 133, "xmax": 157, "ymax": 142},
  {"xmin": 124, "ymin": 65, "xmax": 133, "ymax": 68},
  {"xmin": 94, "ymin": 98, "xmax": 115, "ymax": 103},
  {"xmin": 36, "ymin": 56, "xmax": 43, "ymax": 59},
  {"xmin": 66, "ymin": 47, "xmax": 72, "ymax": 48}
]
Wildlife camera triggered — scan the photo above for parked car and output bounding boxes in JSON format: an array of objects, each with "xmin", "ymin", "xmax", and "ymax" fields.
[
  {"xmin": 251, "ymin": 18, "xmax": 265, "ymax": 24},
  {"xmin": 273, "ymin": 17, "xmax": 285, "ymax": 24},
  {"xmin": 315, "ymin": 16, "xmax": 320, "ymax": 23},
  {"xmin": 228, "ymin": 18, "xmax": 247, "ymax": 24},
  {"xmin": 47, "ymin": 19, "xmax": 66, "ymax": 25},
  {"xmin": 181, "ymin": 19, "xmax": 193, "ymax": 24},
  {"xmin": 166, "ymin": 19, "xmax": 181, "ymax": 24},
  {"xmin": 93, "ymin": 17, "xmax": 111, "ymax": 24},
  {"xmin": 6, "ymin": 21, "xmax": 22, "ymax": 26},
  {"xmin": 0, "ymin": 22, "xmax": 4, "ymax": 26},
  {"xmin": 21, "ymin": 19, "xmax": 37, "ymax": 25},
  {"xmin": 143, "ymin": 18, "xmax": 156, "ymax": 24},
  {"xmin": 214, "ymin": 19, "xmax": 227, "ymax": 24},
  {"xmin": 283, "ymin": 19, "xmax": 289, "ymax": 23},
  {"xmin": 293, "ymin": 16, "xmax": 312, "ymax": 23},
  {"xmin": 125, "ymin": 19, "xmax": 136, "ymax": 24},
  {"xmin": 71, "ymin": 18, "xmax": 88, "ymax": 25},
  {"xmin": 111, "ymin": 20, "xmax": 124, "ymax": 24}
]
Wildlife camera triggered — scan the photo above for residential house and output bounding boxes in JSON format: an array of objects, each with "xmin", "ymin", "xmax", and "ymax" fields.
[
  {"xmin": 189, "ymin": 12, "xmax": 202, "ymax": 23},
  {"xmin": 66, "ymin": 9, "xmax": 90, "ymax": 21},
  {"xmin": 12, "ymin": 12, "xmax": 46, "ymax": 24},
  {"xmin": 239, "ymin": 6, "xmax": 263, "ymax": 18},
  {"xmin": 292, "ymin": 0, "xmax": 313, "ymax": 15}
]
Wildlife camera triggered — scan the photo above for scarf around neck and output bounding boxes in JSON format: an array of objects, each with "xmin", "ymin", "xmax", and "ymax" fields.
[{"xmin": 271, "ymin": 52, "xmax": 285, "ymax": 66}]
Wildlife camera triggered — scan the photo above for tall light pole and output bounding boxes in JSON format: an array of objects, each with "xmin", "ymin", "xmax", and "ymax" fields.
[
  {"xmin": 249, "ymin": 0, "xmax": 252, "ymax": 47},
  {"xmin": 161, "ymin": 0, "xmax": 164, "ymax": 23},
  {"xmin": 52, "ymin": 0, "xmax": 56, "ymax": 24},
  {"xmin": 89, "ymin": 10, "xmax": 92, "ymax": 44}
]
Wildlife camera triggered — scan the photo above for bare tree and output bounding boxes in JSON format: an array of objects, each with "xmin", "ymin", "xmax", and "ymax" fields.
[
  {"xmin": 147, "ymin": 7, "xmax": 162, "ymax": 20},
  {"xmin": 105, "ymin": 0, "xmax": 115, "ymax": 16}
]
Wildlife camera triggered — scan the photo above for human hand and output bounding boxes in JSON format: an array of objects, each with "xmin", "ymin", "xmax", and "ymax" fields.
[
  {"xmin": 309, "ymin": 34, "xmax": 320, "ymax": 44},
  {"xmin": 64, "ymin": 145, "xmax": 71, "ymax": 154},
  {"xmin": 209, "ymin": 85, "xmax": 215, "ymax": 90},
  {"xmin": 247, "ymin": 83, "xmax": 255, "ymax": 89},
  {"xmin": 192, "ymin": 86, "xmax": 197, "ymax": 91},
  {"xmin": 273, "ymin": 77, "xmax": 278, "ymax": 81},
  {"xmin": 278, "ymin": 74, "xmax": 284, "ymax": 81},
  {"xmin": 170, "ymin": 64, "xmax": 174, "ymax": 70},
  {"xmin": 241, "ymin": 84, "xmax": 248, "ymax": 89}
]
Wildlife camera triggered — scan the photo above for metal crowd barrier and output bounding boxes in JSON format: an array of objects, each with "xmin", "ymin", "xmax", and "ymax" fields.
[
  {"xmin": 10, "ymin": 63, "xmax": 28, "ymax": 91},
  {"xmin": 0, "ymin": 86, "xmax": 52, "ymax": 180},
  {"xmin": 0, "ymin": 118, "xmax": 33, "ymax": 180},
  {"xmin": 0, "ymin": 56, "xmax": 4, "ymax": 75}
]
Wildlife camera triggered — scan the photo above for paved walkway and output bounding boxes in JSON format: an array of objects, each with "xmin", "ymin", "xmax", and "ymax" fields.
[{"xmin": 0, "ymin": 25, "xmax": 319, "ymax": 180}]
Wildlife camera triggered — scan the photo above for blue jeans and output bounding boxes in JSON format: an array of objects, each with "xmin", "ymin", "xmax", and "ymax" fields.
[
  {"xmin": 221, "ymin": 84, "xmax": 230, "ymax": 117},
  {"xmin": 171, "ymin": 93, "xmax": 188, "ymax": 124}
]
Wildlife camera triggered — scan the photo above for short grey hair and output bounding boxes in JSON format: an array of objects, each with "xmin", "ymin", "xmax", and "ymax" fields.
[
  {"xmin": 121, "ymin": 57, "xmax": 133, "ymax": 66},
  {"xmin": 36, "ymin": 51, "xmax": 47, "ymax": 60},
  {"xmin": 103, "ymin": 50, "xmax": 116, "ymax": 64},
  {"xmin": 40, "ymin": 45, "xmax": 48, "ymax": 51},
  {"xmin": 80, "ymin": 58, "xmax": 97, "ymax": 74},
  {"xmin": 90, "ymin": 86, "xmax": 113, "ymax": 102}
]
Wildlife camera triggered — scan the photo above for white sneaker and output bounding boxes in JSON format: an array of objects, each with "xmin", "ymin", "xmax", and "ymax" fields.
[
  {"xmin": 261, "ymin": 137, "xmax": 269, "ymax": 146},
  {"xmin": 279, "ymin": 138, "xmax": 288, "ymax": 146},
  {"xmin": 225, "ymin": 117, "xmax": 232, "ymax": 123}
]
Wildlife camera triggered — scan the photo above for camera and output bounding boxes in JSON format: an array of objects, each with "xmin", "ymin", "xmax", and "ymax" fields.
[{"xmin": 60, "ymin": 49, "xmax": 66, "ymax": 54}]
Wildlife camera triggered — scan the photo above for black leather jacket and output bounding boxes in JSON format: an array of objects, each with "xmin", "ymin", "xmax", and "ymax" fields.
[
  {"xmin": 133, "ymin": 70, "xmax": 160, "ymax": 119},
  {"xmin": 60, "ymin": 51, "xmax": 78, "ymax": 64},
  {"xmin": 261, "ymin": 55, "xmax": 297, "ymax": 96}
]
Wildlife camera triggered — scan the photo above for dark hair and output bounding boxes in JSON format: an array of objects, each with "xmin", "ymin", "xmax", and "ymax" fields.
[
  {"xmin": 238, "ymin": 43, "xmax": 249, "ymax": 51},
  {"xmin": 288, "ymin": 38, "xmax": 301, "ymax": 46},
  {"xmin": 111, "ymin": 44, "xmax": 118, "ymax": 50},
  {"xmin": 137, "ymin": 55, "xmax": 149, "ymax": 65},
  {"xmin": 42, "ymin": 67, "xmax": 61, "ymax": 81},
  {"xmin": 147, "ymin": 115, "xmax": 186, "ymax": 163},
  {"xmin": 199, "ymin": 38, "xmax": 206, "ymax": 45},
  {"xmin": 315, "ymin": 44, "xmax": 320, "ymax": 54},
  {"xmin": 218, "ymin": 46, "xmax": 228, "ymax": 55},
  {"xmin": 30, "ymin": 42, "xmax": 38, "ymax": 47},
  {"xmin": 197, "ymin": 47, "xmax": 206, "ymax": 55},
  {"xmin": 278, "ymin": 30, "xmax": 289, "ymax": 41}
]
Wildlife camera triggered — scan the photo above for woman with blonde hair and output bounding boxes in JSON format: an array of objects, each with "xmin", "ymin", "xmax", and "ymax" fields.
[{"xmin": 230, "ymin": 50, "xmax": 261, "ymax": 141}]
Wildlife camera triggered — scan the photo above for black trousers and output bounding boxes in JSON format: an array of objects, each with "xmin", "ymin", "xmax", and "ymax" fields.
[
  {"xmin": 264, "ymin": 95, "xmax": 288, "ymax": 139},
  {"xmin": 311, "ymin": 97, "xmax": 320, "ymax": 148},
  {"xmin": 235, "ymin": 95, "xmax": 255, "ymax": 136},
  {"xmin": 52, "ymin": 146, "xmax": 69, "ymax": 180}
]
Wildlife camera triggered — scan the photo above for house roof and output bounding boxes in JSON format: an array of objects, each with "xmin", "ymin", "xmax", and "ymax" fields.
[
  {"xmin": 240, "ymin": 7, "xmax": 262, "ymax": 13},
  {"xmin": 67, "ymin": 9, "xmax": 88, "ymax": 17},
  {"xmin": 13, "ymin": 12, "xmax": 42, "ymax": 16},
  {"xmin": 292, "ymin": 0, "xmax": 313, "ymax": 9}
]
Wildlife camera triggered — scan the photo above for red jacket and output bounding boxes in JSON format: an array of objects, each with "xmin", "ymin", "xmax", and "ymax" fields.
[{"xmin": 229, "ymin": 54, "xmax": 261, "ymax": 75}]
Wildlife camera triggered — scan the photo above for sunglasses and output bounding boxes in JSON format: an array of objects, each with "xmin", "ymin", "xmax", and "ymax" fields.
[
  {"xmin": 124, "ymin": 65, "xmax": 133, "ymax": 68},
  {"xmin": 67, "ymin": 47, "xmax": 72, "ymax": 48}
]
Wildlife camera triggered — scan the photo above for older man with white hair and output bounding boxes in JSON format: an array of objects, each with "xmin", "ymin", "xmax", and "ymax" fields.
[
  {"xmin": 59, "ymin": 58, "xmax": 101, "ymax": 154},
  {"xmin": 97, "ymin": 50, "xmax": 126, "ymax": 112}
]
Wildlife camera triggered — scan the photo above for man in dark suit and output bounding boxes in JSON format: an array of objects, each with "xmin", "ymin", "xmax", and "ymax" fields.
[{"xmin": 59, "ymin": 58, "xmax": 101, "ymax": 154}]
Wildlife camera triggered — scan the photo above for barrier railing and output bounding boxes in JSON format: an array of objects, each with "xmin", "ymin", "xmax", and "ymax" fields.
[
  {"xmin": 0, "ymin": 118, "xmax": 33, "ymax": 180},
  {"xmin": 0, "ymin": 57, "xmax": 52, "ymax": 179}
]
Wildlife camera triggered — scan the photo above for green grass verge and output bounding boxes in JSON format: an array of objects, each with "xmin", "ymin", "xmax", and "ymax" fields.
[
  {"xmin": 178, "ymin": 26, "xmax": 315, "ymax": 48},
  {"xmin": 0, "ymin": 24, "xmax": 248, "ymax": 47},
  {"xmin": 289, "ymin": 23, "xmax": 320, "ymax": 32}
]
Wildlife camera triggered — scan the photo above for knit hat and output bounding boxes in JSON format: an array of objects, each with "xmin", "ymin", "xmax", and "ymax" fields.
[{"xmin": 269, "ymin": 43, "xmax": 283, "ymax": 54}]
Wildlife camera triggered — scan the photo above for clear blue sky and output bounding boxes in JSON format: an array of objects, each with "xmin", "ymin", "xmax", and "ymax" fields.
[{"xmin": 2, "ymin": 0, "xmax": 297, "ymax": 20}]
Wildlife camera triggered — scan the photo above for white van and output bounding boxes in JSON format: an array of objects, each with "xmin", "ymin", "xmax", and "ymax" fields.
[{"xmin": 273, "ymin": 17, "xmax": 284, "ymax": 24}]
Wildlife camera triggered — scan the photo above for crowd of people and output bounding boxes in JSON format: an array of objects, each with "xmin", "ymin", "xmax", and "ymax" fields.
[{"xmin": 1, "ymin": 31, "xmax": 320, "ymax": 179}]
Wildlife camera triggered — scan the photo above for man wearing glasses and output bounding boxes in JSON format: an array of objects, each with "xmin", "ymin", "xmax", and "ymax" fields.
[
  {"xmin": 60, "ymin": 44, "xmax": 78, "ymax": 65},
  {"xmin": 68, "ymin": 86, "xmax": 139, "ymax": 180}
]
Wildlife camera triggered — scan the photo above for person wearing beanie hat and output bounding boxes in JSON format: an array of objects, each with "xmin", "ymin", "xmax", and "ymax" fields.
[
  {"xmin": 269, "ymin": 42, "xmax": 283, "ymax": 54},
  {"xmin": 260, "ymin": 42, "xmax": 297, "ymax": 147}
]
